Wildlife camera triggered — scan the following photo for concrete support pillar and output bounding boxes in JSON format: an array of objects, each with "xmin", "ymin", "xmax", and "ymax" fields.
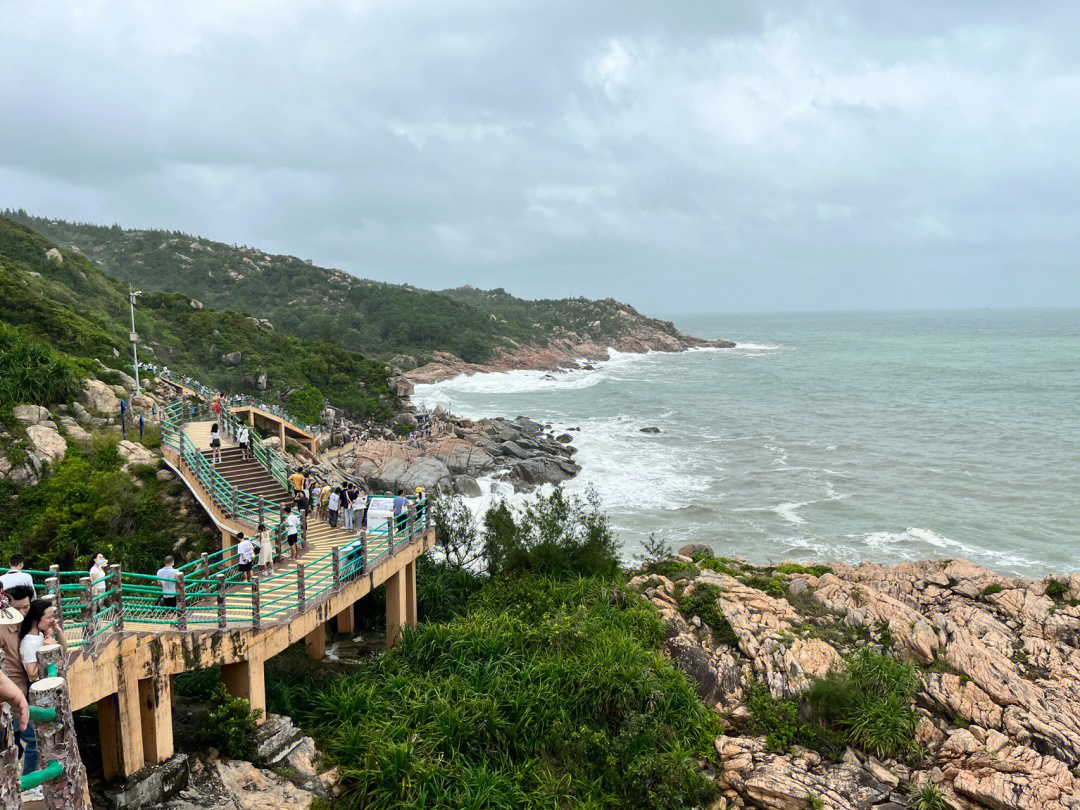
[
  {"xmin": 248, "ymin": 410, "xmax": 255, "ymax": 426},
  {"xmin": 405, "ymin": 559, "xmax": 417, "ymax": 630},
  {"xmin": 98, "ymin": 659, "xmax": 145, "ymax": 781},
  {"xmin": 137, "ymin": 673, "xmax": 174, "ymax": 765},
  {"xmin": 221, "ymin": 527, "xmax": 234, "ymax": 553},
  {"xmin": 385, "ymin": 570, "xmax": 407, "ymax": 648},
  {"xmin": 305, "ymin": 623, "xmax": 326, "ymax": 660},
  {"xmin": 336, "ymin": 603, "xmax": 356, "ymax": 634},
  {"xmin": 221, "ymin": 657, "xmax": 266, "ymax": 725},
  {"xmin": 279, "ymin": 422, "xmax": 286, "ymax": 450}
]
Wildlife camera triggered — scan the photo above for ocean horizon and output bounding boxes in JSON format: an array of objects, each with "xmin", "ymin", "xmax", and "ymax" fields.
[{"xmin": 415, "ymin": 308, "xmax": 1080, "ymax": 577}]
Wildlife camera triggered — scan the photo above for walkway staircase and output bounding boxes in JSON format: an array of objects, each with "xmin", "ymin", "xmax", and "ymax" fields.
[{"xmin": 187, "ymin": 422, "xmax": 293, "ymax": 514}]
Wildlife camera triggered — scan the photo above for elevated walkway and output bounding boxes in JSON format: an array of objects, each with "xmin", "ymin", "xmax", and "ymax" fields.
[{"xmin": 15, "ymin": 396, "xmax": 432, "ymax": 784}]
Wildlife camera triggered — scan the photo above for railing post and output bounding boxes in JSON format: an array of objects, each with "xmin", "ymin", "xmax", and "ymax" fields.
[
  {"xmin": 201, "ymin": 552, "xmax": 210, "ymax": 579},
  {"xmin": 109, "ymin": 564, "xmax": 123, "ymax": 634},
  {"xmin": 276, "ymin": 523, "xmax": 285, "ymax": 562},
  {"xmin": 408, "ymin": 502, "xmax": 417, "ymax": 540},
  {"xmin": 296, "ymin": 564, "xmax": 306, "ymax": 612},
  {"xmin": 29, "ymin": 643, "xmax": 92, "ymax": 809},
  {"xmin": 332, "ymin": 547, "xmax": 341, "ymax": 589},
  {"xmin": 46, "ymin": 572, "xmax": 61, "ymax": 628},
  {"xmin": 258, "ymin": 496, "xmax": 264, "ymax": 525},
  {"xmin": 388, "ymin": 514, "xmax": 396, "ymax": 556},
  {"xmin": 301, "ymin": 521, "xmax": 308, "ymax": 551},
  {"xmin": 231, "ymin": 486, "xmax": 238, "ymax": 518},
  {"xmin": 217, "ymin": 574, "xmax": 227, "ymax": 630},
  {"xmin": 79, "ymin": 576, "xmax": 93, "ymax": 649},
  {"xmin": 360, "ymin": 526, "xmax": 368, "ymax": 574},
  {"xmin": 176, "ymin": 571, "xmax": 187, "ymax": 631},
  {"xmin": 425, "ymin": 498, "xmax": 431, "ymax": 530},
  {"xmin": 251, "ymin": 578, "xmax": 261, "ymax": 630}
]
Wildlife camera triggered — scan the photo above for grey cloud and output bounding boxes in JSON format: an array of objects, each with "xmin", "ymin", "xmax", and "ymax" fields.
[{"xmin": 1, "ymin": 0, "xmax": 1078, "ymax": 312}]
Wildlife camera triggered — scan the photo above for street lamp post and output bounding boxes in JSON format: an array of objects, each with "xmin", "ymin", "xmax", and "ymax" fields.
[{"xmin": 128, "ymin": 289, "xmax": 142, "ymax": 395}]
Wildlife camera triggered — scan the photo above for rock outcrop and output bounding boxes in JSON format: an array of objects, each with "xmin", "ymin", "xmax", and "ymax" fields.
[{"xmin": 631, "ymin": 550, "xmax": 1080, "ymax": 810}]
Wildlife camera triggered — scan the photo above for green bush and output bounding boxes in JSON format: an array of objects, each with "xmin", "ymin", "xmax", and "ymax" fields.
[
  {"xmin": 981, "ymin": 582, "xmax": 1004, "ymax": 597},
  {"xmin": 776, "ymin": 563, "xmax": 833, "ymax": 577},
  {"xmin": 202, "ymin": 684, "xmax": 262, "ymax": 758},
  {"xmin": 907, "ymin": 782, "xmax": 947, "ymax": 810},
  {"xmin": 643, "ymin": 558, "xmax": 699, "ymax": 579},
  {"xmin": 740, "ymin": 574, "xmax": 787, "ymax": 598},
  {"xmin": 678, "ymin": 583, "xmax": 738, "ymax": 646},
  {"xmin": 285, "ymin": 384, "xmax": 325, "ymax": 424},
  {"xmin": 415, "ymin": 555, "xmax": 484, "ymax": 623},
  {"xmin": 694, "ymin": 554, "xmax": 741, "ymax": 577},
  {"xmin": 174, "ymin": 667, "xmax": 221, "ymax": 698},
  {"xmin": 393, "ymin": 422, "xmax": 415, "ymax": 436},
  {"xmin": 806, "ymin": 648, "xmax": 920, "ymax": 759},
  {"xmin": 0, "ymin": 321, "xmax": 84, "ymax": 405},
  {"xmin": 482, "ymin": 487, "xmax": 621, "ymax": 580},
  {"xmin": 744, "ymin": 680, "xmax": 845, "ymax": 759},
  {"xmin": 1045, "ymin": 578, "xmax": 1069, "ymax": 601},
  {"xmin": 272, "ymin": 576, "xmax": 721, "ymax": 810}
]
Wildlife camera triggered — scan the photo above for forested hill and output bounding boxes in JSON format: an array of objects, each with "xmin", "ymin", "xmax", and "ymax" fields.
[
  {"xmin": 6, "ymin": 211, "xmax": 695, "ymax": 367},
  {"xmin": 0, "ymin": 216, "xmax": 396, "ymax": 418}
]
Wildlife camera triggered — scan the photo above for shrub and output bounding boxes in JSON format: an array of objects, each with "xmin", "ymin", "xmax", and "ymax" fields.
[
  {"xmin": 806, "ymin": 793, "xmax": 824, "ymax": 810},
  {"xmin": 274, "ymin": 576, "xmax": 721, "ymax": 809},
  {"xmin": 644, "ymin": 558, "xmax": 699, "ymax": 579},
  {"xmin": 744, "ymin": 680, "xmax": 845, "ymax": 759},
  {"xmin": 981, "ymin": 583, "xmax": 1004, "ymax": 598},
  {"xmin": 1045, "ymin": 579, "xmax": 1069, "ymax": 601},
  {"xmin": 740, "ymin": 574, "xmax": 787, "ymax": 598},
  {"xmin": 806, "ymin": 648, "xmax": 920, "ymax": 760},
  {"xmin": 678, "ymin": 583, "xmax": 738, "ymax": 647},
  {"xmin": 776, "ymin": 563, "xmax": 833, "ymax": 577},
  {"xmin": 431, "ymin": 494, "xmax": 483, "ymax": 569},
  {"xmin": 415, "ymin": 555, "xmax": 483, "ymax": 623},
  {"xmin": 285, "ymin": 383, "xmax": 325, "ymax": 424},
  {"xmin": 202, "ymin": 684, "xmax": 262, "ymax": 758},
  {"xmin": 482, "ymin": 487, "xmax": 621, "ymax": 580},
  {"xmin": 695, "ymin": 554, "xmax": 741, "ymax": 577},
  {"xmin": 174, "ymin": 667, "xmax": 221, "ymax": 698},
  {"xmin": 393, "ymin": 422, "xmax": 415, "ymax": 436},
  {"xmin": 907, "ymin": 782, "xmax": 947, "ymax": 810}
]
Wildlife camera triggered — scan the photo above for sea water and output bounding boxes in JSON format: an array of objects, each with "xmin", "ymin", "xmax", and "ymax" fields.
[{"xmin": 414, "ymin": 310, "xmax": 1080, "ymax": 576}]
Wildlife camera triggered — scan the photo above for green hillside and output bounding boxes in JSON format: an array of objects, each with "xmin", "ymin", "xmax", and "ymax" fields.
[
  {"xmin": 5, "ymin": 211, "xmax": 691, "ymax": 366},
  {"xmin": 0, "ymin": 216, "xmax": 395, "ymax": 418}
]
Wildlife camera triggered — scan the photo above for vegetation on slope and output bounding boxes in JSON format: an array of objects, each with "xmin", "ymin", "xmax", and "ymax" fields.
[
  {"xmin": 0, "ymin": 432, "xmax": 217, "ymax": 572},
  {"xmin": 6, "ymin": 211, "xmax": 691, "ymax": 365},
  {"xmin": 0, "ymin": 216, "xmax": 395, "ymax": 418},
  {"xmin": 264, "ymin": 489, "xmax": 722, "ymax": 810}
]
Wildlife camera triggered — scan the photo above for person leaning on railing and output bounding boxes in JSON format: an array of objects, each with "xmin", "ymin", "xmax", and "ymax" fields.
[{"xmin": 0, "ymin": 587, "xmax": 30, "ymax": 770}]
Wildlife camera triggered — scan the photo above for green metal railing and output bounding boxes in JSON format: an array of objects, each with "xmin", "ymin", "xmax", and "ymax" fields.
[{"xmin": 0, "ymin": 498, "xmax": 429, "ymax": 652}]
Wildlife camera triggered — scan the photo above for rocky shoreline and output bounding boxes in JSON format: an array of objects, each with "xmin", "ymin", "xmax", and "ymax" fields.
[
  {"xmin": 316, "ymin": 410, "xmax": 581, "ymax": 496},
  {"xmin": 405, "ymin": 325, "xmax": 734, "ymax": 384},
  {"xmin": 633, "ymin": 546, "xmax": 1080, "ymax": 810}
]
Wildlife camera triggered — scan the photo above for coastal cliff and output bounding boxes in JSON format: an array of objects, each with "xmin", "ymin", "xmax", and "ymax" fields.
[
  {"xmin": 407, "ymin": 322, "xmax": 734, "ymax": 383},
  {"xmin": 634, "ymin": 546, "xmax": 1080, "ymax": 810}
]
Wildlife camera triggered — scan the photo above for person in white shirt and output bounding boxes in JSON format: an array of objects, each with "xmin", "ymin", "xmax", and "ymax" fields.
[
  {"xmin": 327, "ymin": 487, "xmax": 341, "ymax": 528},
  {"xmin": 256, "ymin": 523, "xmax": 274, "ymax": 573},
  {"xmin": 0, "ymin": 555, "xmax": 35, "ymax": 599},
  {"xmin": 236, "ymin": 533, "xmax": 255, "ymax": 582},
  {"xmin": 237, "ymin": 425, "xmax": 251, "ymax": 460},
  {"xmin": 285, "ymin": 508, "xmax": 301, "ymax": 561},
  {"xmin": 155, "ymin": 556, "xmax": 181, "ymax": 609}
]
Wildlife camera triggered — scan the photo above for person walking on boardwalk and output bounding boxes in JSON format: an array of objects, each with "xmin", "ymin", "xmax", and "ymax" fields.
[
  {"xmin": 285, "ymin": 507, "xmax": 301, "ymax": 560},
  {"xmin": 257, "ymin": 522, "xmax": 274, "ymax": 573},
  {"xmin": 236, "ymin": 533, "xmax": 255, "ymax": 582},
  {"xmin": 341, "ymin": 484, "xmax": 354, "ymax": 531},
  {"xmin": 393, "ymin": 488, "xmax": 408, "ymax": 533},
  {"xmin": 289, "ymin": 468, "xmax": 306, "ymax": 497},
  {"xmin": 209, "ymin": 422, "xmax": 222, "ymax": 464},
  {"xmin": 237, "ymin": 423, "xmax": 251, "ymax": 460},
  {"xmin": 327, "ymin": 486, "xmax": 341, "ymax": 528},
  {"xmin": 155, "ymin": 556, "xmax": 180, "ymax": 609},
  {"xmin": 319, "ymin": 482, "xmax": 331, "ymax": 523},
  {"xmin": 89, "ymin": 552, "xmax": 108, "ymax": 629},
  {"xmin": 0, "ymin": 555, "xmax": 36, "ymax": 598}
]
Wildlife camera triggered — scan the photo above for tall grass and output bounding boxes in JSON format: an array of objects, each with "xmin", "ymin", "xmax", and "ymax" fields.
[
  {"xmin": 0, "ymin": 321, "xmax": 83, "ymax": 405},
  {"xmin": 269, "ymin": 574, "xmax": 721, "ymax": 810}
]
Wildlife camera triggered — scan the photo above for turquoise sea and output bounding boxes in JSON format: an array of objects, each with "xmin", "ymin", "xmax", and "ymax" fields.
[{"xmin": 415, "ymin": 310, "xmax": 1080, "ymax": 576}]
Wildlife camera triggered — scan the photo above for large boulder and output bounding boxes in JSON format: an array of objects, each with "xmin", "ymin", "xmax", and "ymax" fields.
[
  {"xmin": 26, "ymin": 424, "xmax": 67, "ymax": 468},
  {"xmin": 453, "ymin": 475, "xmax": 483, "ymax": 498},
  {"xmin": 221, "ymin": 351, "xmax": 242, "ymax": 368},
  {"xmin": 78, "ymin": 379, "xmax": 121, "ymax": 414},
  {"xmin": 12, "ymin": 405, "xmax": 50, "ymax": 425},
  {"xmin": 511, "ymin": 457, "xmax": 575, "ymax": 486},
  {"xmin": 398, "ymin": 457, "xmax": 452, "ymax": 494},
  {"xmin": 118, "ymin": 440, "xmax": 157, "ymax": 470},
  {"xmin": 44, "ymin": 247, "xmax": 62, "ymax": 263}
]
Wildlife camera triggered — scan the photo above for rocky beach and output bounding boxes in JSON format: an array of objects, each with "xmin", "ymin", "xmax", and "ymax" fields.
[{"xmin": 634, "ymin": 545, "xmax": 1080, "ymax": 810}]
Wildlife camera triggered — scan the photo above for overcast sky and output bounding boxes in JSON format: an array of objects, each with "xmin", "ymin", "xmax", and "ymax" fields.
[{"xmin": 2, "ymin": 1, "xmax": 1078, "ymax": 313}]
